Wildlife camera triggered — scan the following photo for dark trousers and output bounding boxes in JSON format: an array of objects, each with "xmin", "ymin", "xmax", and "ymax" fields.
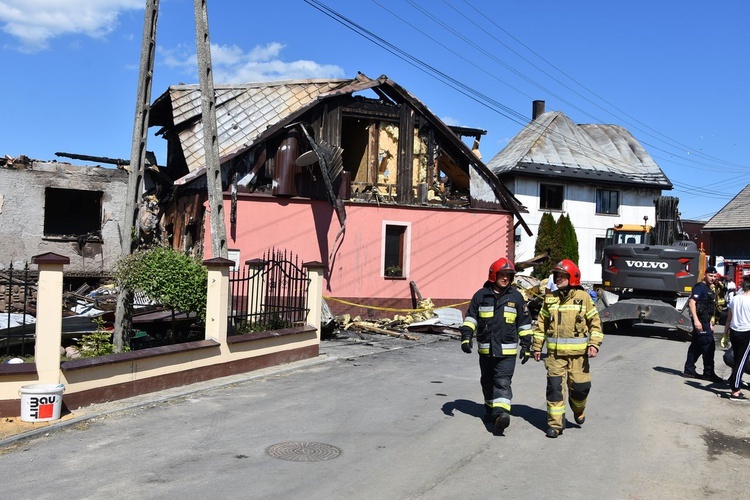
[
  {"xmin": 729, "ymin": 329, "xmax": 750, "ymax": 391},
  {"xmin": 685, "ymin": 324, "xmax": 716, "ymax": 375},
  {"xmin": 479, "ymin": 355, "xmax": 516, "ymax": 418}
]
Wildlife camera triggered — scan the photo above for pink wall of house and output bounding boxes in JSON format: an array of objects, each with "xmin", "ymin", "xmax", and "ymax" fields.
[{"xmin": 206, "ymin": 194, "xmax": 514, "ymax": 312}]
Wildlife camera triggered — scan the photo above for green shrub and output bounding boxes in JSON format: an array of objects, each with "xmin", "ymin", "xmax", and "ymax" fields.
[
  {"xmin": 76, "ymin": 317, "xmax": 123, "ymax": 358},
  {"xmin": 114, "ymin": 245, "xmax": 208, "ymax": 321}
]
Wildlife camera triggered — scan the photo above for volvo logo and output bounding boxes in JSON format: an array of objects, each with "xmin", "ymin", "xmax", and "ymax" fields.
[{"xmin": 625, "ymin": 260, "xmax": 669, "ymax": 269}]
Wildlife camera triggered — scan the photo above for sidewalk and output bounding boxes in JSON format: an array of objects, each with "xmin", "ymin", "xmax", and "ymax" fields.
[{"xmin": 0, "ymin": 329, "xmax": 448, "ymax": 446}]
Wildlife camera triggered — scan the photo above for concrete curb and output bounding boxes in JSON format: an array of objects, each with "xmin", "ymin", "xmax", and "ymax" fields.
[{"xmin": 0, "ymin": 332, "xmax": 448, "ymax": 447}]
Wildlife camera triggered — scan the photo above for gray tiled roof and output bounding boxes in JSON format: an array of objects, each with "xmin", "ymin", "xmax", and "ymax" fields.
[
  {"xmin": 702, "ymin": 184, "xmax": 750, "ymax": 230},
  {"xmin": 156, "ymin": 79, "xmax": 352, "ymax": 172},
  {"xmin": 485, "ymin": 111, "xmax": 671, "ymax": 188}
]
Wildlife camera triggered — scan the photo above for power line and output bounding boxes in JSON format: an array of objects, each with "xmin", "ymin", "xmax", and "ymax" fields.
[
  {"xmin": 457, "ymin": 0, "xmax": 750, "ymax": 171},
  {"xmin": 306, "ymin": 0, "xmax": 739, "ymax": 218}
]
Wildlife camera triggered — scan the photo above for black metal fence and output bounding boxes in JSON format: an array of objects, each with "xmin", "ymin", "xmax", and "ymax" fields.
[
  {"xmin": 0, "ymin": 263, "xmax": 36, "ymax": 356},
  {"xmin": 229, "ymin": 249, "xmax": 310, "ymax": 335}
]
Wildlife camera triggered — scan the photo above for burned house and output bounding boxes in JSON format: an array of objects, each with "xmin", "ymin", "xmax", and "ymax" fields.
[
  {"xmin": 0, "ymin": 156, "xmax": 127, "ymax": 279},
  {"xmin": 149, "ymin": 73, "xmax": 529, "ymax": 314}
]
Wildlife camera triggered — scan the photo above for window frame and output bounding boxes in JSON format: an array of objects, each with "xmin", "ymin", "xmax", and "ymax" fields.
[
  {"xmin": 595, "ymin": 237, "xmax": 606, "ymax": 264},
  {"xmin": 539, "ymin": 183, "xmax": 564, "ymax": 211},
  {"xmin": 381, "ymin": 221, "xmax": 411, "ymax": 279},
  {"xmin": 595, "ymin": 188, "xmax": 620, "ymax": 215},
  {"xmin": 43, "ymin": 187, "xmax": 103, "ymax": 239}
]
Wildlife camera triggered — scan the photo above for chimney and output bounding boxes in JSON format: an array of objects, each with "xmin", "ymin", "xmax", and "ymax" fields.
[{"xmin": 532, "ymin": 100, "xmax": 545, "ymax": 120}]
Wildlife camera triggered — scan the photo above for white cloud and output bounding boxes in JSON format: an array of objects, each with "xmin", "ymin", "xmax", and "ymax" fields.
[
  {"xmin": 162, "ymin": 42, "xmax": 346, "ymax": 83},
  {"xmin": 0, "ymin": 0, "xmax": 142, "ymax": 52}
]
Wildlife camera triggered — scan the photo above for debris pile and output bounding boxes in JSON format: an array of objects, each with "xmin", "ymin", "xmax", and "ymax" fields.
[{"xmin": 332, "ymin": 298, "xmax": 465, "ymax": 341}]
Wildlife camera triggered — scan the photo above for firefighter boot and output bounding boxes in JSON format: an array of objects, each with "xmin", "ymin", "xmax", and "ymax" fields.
[
  {"xmin": 494, "ymin": 412, "xmax": 510, "ymax": 434},
  {"xmin": 546, "ymin": 427, "xmax": 563, "ymax": 438},
  {"xmin": 546, "ymin": 419, "xmax": 565, "ymax": 438}
]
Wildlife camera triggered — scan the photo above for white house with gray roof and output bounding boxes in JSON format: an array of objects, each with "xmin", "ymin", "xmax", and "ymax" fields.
[{"xmin": 476, "ymin": 101, "xmax": 673, "ymax": 284}]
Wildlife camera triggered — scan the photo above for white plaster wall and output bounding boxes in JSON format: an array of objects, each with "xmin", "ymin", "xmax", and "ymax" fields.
[
  {"xmin": 0, "ymin": 162, "xmax": 127, "ymax": 273},
  {"xmin": 510, "ymin": 176, "xmax": 662, "ymax": 284}
]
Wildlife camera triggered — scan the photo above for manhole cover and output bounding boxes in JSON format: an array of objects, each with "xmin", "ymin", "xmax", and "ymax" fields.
[{"xmin": 265, "ymin": 441, "xmax": 341, "ymax": 462}]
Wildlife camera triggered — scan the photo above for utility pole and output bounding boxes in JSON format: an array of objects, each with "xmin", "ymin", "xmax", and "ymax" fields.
[
  {"xmin": 114, "ymin": 0, "xmax": 227, "ymax": 349},
  {"xmin": 194, "ymin": 0, "xmax": 228, "ymax": 259},
  {"xmin": 113, "ymin": 0, "xmax": 160, "ymax": 351}
]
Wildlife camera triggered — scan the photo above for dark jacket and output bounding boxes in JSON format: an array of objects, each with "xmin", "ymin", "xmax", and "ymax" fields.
[{"xmin": 462, "ymin": 283, "xmax": 532, "ymax": 357}]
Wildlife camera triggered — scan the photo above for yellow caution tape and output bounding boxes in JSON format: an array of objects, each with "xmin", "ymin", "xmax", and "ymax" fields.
[{"xmin": 323, "ymin": 295, "xmax": 470, "ymax": 313}]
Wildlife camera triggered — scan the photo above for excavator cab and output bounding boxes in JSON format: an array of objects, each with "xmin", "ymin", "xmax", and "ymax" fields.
[{"xmin": 604, "ymin": 224, "xmax": 654, "ymax": 247}]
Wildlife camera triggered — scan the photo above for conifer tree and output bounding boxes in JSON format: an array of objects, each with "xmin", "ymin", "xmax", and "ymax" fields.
[
  {"xmin": 532, "ymin": 212, "xmax": 556, "ymax": 279},
  {"xmin": 553, "ymin": 213, "xmax": 580, "ymax": 265}
]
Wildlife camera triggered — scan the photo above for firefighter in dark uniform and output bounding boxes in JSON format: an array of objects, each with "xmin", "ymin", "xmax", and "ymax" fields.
[
  {"xmin": 684, "ymin": 266, "xmax": 722, "ymax": 382},
  {"xmin": 532, "ymin": 259, "xmax": 603, "ymax": 438},
  {"xmin": 460, "ymin": 258, "xmax": 532, "ymax": 434}
]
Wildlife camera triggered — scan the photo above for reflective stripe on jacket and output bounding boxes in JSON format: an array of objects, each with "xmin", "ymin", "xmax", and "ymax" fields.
[
  {"xmin": 462, "ymin": 283, "xmax": 532, "ymax": 358},
  {"xmin": 532, "ymin": 287, "xmax": 603, "ymax": 356}
]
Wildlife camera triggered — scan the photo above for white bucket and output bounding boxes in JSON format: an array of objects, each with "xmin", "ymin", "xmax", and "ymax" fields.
[{"xmin": 19, "ymin": 384, "xmax": 65, "ymax": 422}]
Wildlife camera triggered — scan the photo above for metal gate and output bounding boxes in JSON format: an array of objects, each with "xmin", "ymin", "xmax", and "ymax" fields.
[
  {"xmin": 228, "ymin": 249, "xmax": 310, "ymax": 335},
  {"xmin": 1, "ymin": 262, "xmax": 36, "ymax": 356}
]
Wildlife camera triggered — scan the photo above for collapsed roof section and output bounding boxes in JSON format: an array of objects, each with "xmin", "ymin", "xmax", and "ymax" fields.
[{"xmin": 149, "ymin": 73, "xmax": 529, "ymax": 234}]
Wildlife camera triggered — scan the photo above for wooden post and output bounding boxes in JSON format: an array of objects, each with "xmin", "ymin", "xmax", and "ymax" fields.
[
  {"xmin": 31, "ymin": 253, "xmax": 70, "ymax": 384},
  {"xmin": 194, "ymin": 0, "xmax": 228, "ymax": 259}
]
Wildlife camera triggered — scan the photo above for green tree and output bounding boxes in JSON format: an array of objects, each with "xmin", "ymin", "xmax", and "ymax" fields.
[
  {"xmin": 532, "ymin": 212, "xmax": 556, "ymax": 279},
  {"xmin": 114, "ymin": 246, "xmax": 208, "ymax": 322},
  {"xmin": 553, "ymin": 213, "xmax": 580, "ymax": 265}
]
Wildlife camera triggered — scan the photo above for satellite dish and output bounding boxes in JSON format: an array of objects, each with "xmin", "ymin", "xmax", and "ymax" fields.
[{"xmin": 295, "ymin": 150, "xmax": 319, "ymax": 167}]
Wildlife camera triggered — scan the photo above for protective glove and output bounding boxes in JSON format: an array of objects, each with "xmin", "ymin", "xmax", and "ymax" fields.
[
  {"xmin": 519, "ymin": 345, "xmax": 531, "ymax": 364},
  {"xmin": 459, "ymin": 326, "xmax": 473, "ymax": 354}
]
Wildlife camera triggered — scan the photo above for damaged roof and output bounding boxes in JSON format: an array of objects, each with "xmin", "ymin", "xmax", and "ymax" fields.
[
  {"xmin": 150, "ymin": 78, "xmax": 351, "ymax": 172},
  {"xmin": 149, "ymin": 73, "xmax": 530, "ymax": 233},
  {"xmin": 478, "ymin": 110, "xmax": 671, "ymax": 201}
]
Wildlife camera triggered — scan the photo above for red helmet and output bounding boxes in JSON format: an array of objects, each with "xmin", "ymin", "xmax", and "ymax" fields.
[
  {"xmin": 488, "ymin": 258, "xmax": 516, "ymax": 282},
  {"xmin": 553, "ymin": 259, "xmax": 581, "ymax": 286}
]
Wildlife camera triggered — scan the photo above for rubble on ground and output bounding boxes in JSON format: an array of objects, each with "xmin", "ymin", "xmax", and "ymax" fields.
[{"xmin": 331, "ymin": 298, "xmax": 464, "ymax": 341}]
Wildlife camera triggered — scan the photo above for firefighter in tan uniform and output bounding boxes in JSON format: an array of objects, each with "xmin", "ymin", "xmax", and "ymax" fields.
[{"xmin": 532, "ymin": 259, "xmax": 603, "ymax": 438}]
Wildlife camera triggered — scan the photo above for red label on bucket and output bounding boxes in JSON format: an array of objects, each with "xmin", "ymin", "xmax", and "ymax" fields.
[{"xmin": 38, "ymin": 403, "xmax": 55, "ymax": 419}]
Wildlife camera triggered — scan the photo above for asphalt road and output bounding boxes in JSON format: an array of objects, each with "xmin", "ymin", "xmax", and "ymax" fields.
[{"xmin": 1, "ymin": 327, "xmax": 748, "ymax": 500}]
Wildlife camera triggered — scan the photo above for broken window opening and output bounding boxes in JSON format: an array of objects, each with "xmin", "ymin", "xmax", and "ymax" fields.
[
  {"xmin": 342, "ymin": 117, "xmax": 373, "ymax": 185},
  {"xmin": 383, "ymin": 222, "xmax": 410, "ymax": 278},
  {"xmin": 43, "ymin": 187, "xmax": 102, "ymax": 238},
  {"xmin": 539, "ymin": 183, "xmax": 564, "ymax": 211}
]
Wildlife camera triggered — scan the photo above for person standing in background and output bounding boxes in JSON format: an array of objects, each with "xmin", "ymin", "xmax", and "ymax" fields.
[{"xmin": 726, "ymin": 275, "xmax": 750, "ymax": 401}]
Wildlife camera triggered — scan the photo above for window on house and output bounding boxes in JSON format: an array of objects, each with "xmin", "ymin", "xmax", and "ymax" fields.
[
  {"xmin": 383, "ymin": 222, "xmax": 410, "ymax": 278},
  {"xmin": 596, "ymin": 189, "xmax": 620, "ymax": 215},
  {"xmin": 44, "ymin": 188, "xmax": 102, "ymax": 237},
  {"xmin": 595, "ymin": 237, "xmax": 606, "ymax": 264},
  {"xmin": 540, "ymin": 183, "xmax": 563, "ymax": 210}
]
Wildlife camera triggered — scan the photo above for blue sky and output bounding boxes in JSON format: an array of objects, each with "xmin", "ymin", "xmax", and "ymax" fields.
[{"xmin": 1, "ymin": 0, "xmax": 748, "ymax": 221}]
